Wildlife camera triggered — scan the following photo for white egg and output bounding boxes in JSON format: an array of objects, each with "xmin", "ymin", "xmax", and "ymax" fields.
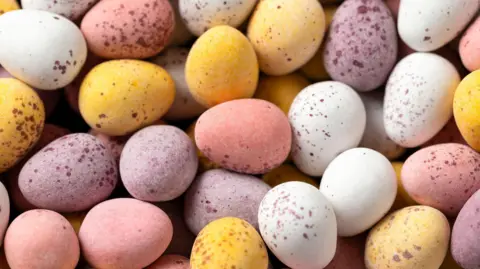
[
  {"xmin": 0, "ymin": 182, "xmax": 9, "ymax": 246},
  {"xmin": 0, "ymin": 10, "xmax": 87, "ymax": 90},
  {"xmin": 151, "ymin": 47, "xmax": 206, "ymax": 121},
  {"xmin": 398, "ymin": 0, "xmax": 479, "ymax": 52},
  {"xmin": 20, "ymin": 0, "xmax": 99, "ymax": 21},
  {"xmin": 179, "ymin": 0, "xmax": 257, "ymax": 36},
  {"xmin": 384, "ymin": 52, "xmax": 460, "ymax": 148},
  {"xmin": 167, "ymin": 0, "xmax": 194, "ymax": 46},
  {"xmin": 359, "ymin": 91, "xmax": 405, "ymax": 160},
  {"xmin": 258, "ymin": 181, "xmax": 337, "ymax": 269},
  {"xmin": 288, "ymin": 81, "xmax": 366, "ymax": 176},
  {"xmin": 320, "ymin": 148, "xmax": 396, "ymax": 237}
]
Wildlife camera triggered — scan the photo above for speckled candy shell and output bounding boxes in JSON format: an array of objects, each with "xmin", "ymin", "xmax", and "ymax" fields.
[{"xmin": 21, "ymin": 0, "xmax": 99, "ymax": 21}]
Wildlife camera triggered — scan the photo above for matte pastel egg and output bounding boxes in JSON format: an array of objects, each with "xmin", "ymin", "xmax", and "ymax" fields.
[
  {"xmin": 185, "ymin": 120, "xmax": 220, "ymax": 173},
  {"xmin": 460, "ymin": 17, "xmax": 480, "ymax": 72},
  {"xmin": 0, "ymin": 182, "xmax": 9, "ymax": 246},
  {"xmin": 0, "ymin": 0, "xmax": 19, "ymax": 14},
  {"xmin": 21, "ymin": 0, "xmax": 99, "ymax": 21},
  {"xmin": 195, "ymin": 99, "xmax": 291, "ymax": 174}
]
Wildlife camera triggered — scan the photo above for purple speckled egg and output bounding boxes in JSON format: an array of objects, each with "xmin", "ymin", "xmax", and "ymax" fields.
[
  {"xmin": 18, "ymin": 133, "xmax": 118, "ymax": 212},
  {"xmin": 323, "ymin": 0, "xmax": 397, "ymax": 92},
  {"xmin": 184, "ymin": 169, "xmax": 271, "ymax": 235},
  {"xmin": 120, "ymin": 125, "xmax": 198, "ymax": 202}
]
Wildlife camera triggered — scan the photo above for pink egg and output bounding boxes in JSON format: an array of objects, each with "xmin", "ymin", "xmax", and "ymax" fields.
[
  {"xmin": 4, "ymin": 209, "xmax": 80, "ymax": 269},
  {"xmin": 460, "ymin": 17, "xmax": 480, "ymax": 72},
  {"xmin": 402, "ymin": 143, "xmax": 480, "ymax": 217},
  {"xmin": 79, "ymin": 198, "xmax": 173, "ymax": 269},
  {"xmin": 195, "ymin": 99, "xmax": 291, "ymax": 174},
  {"xmin": 146, "ymin": 255, "xmax": 190, "ymax": 269}
]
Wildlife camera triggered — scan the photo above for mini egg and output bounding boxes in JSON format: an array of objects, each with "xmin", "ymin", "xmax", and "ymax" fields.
[
  {"xmin": 289, "ymin": 81, "xmax": 366, "ymax": 176},
  {"xmin": 79, "ymin": 60, "xmax": 175, "ymax": 136},
  {"xmin": 460, "ymin": 17, "xmax": 480, "ymax": 72},
  {"xmin": 79, "ymin": 198, "xmax": 173, "ymax": 269},
  {"xmin": 167, "ymin": 0, "xmax": 193, "ymax": 46},
  {"xmin": 453, "ymin": 70, "xmax": 480, "ymax": 151},
  {"xmin": 365, "ymin": 206, "xmax": 450, "ymax": 269},
  {"xmin": 320, "ymin": 148, "xmax": 397, "ymax": 236},
  {"xmin": 4, "ymin": 209, "xmax": 80, "ymax": 269},
  {"xmin": 21, "ymin": 0, "xmax": 99, "ymax": 21},
  {"xmin": 262, "ymin": 164, "xmax": 318, "ymax": 188},
  {"xmin": 254, "ymin": 73, "xmax": 310, "ymax": 115},
  {"xmin": 88, "ymin": 129, "xmax": 129, "ymax": 165},
  {"xmin": 398, "ymin": 0, "xmax": 479, "ymax": 52},
  {"xmin": 120, "ymin": 125, "xmax": 198, "ymax": 202},
  {"xmin": 184, "ymin": 169, "xmax": 271, "ymax": 235},
  {"xmin": 384, "ymin": 52, "xmax": 460, "ymax": 147},
  {"xmin": 19, "ymin": 133, "xmax": 118, "ymax": 212},
  {"xmin": 195, "ymin": 99, "xmax": 291, "ymax": 174},
  {"xmin": 259, "ymin": 181, "xmax": 337, "ymax": 269},
  {"xmin": 81, "ymin": 0, "xmax": 174, "ymax": 59},
  {"xmin": 247, "ymin": 0, "xmax": 326, "ymax": 76},
  {"xmin": 325, "ymin": 235, "xmax": 366, "ymax": 269},
  {"xmin": 390, "ymin": 162, "xmax": 417, "ymax": 211},
  {"xmin": 323, "ymin": 0, "xmax": 397, "ymax": 92},
  {"xmin": 179, "ymin": 0, "xmax": 257, "ymax": 36},
  {"xmin": 146, "ymin": 255, "xmax": 190, "ymax": 269},
  {"xmin": 0, "ymin": 78, "xmax": 45, "ymax": 173},
  {"xmin": 151, "ymin": 47, "xmax": 206, "ymax": 121},
  {"xmin": 0, "ymin": 0, "xmax": 19, "ymax": 14},
  {"xmin": 359, "ymin": 91, "xmax": 405, "ymax": 160},
  {"xmin": 0, "ymin": 182, "xmax": 9, "ymax": 246},
  {"xmin": 185, "ymin": 25, "xmax": 258, "ymax": 108},
  {"xmin": 0, "ymin": 9, "xmax": 87, "ymax": 90},
  {"xmin": 186, "ymin": 120, "xmax": 220, "ymax": 173},
  {"xmin": 190, "ymin": 217, "xmax": 268, "ymax": 269}
]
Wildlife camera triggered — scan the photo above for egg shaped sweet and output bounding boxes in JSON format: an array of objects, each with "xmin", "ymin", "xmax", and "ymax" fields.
[
  {"xmin": 384, "ymin": 52, "xmax": 460, "ymax": 148},
  {"xmin": 289, "ymin": 81, "xmax": 366, "ymax": 176},
  {"xmin": 146, "ymin": 255, "xmax": 190, "ymax": 269},
  {"xmin": 247, "ymin": 0, "xmax": 325, "ymax": 76},
  {"xmin": 195, "ymin": 99, "xmax": 291, "ymax": 174},
  {"xmin": 186, "ymin": 120, "xmax": 220, "ymax": 173},
  {"xmin": 259, "ymin": 182, "xmax": 337, "ymax": 269},
  {"xmin": 18, "ymin": 133, "xmax": 118, "ymax": 212},
  {"xmin": 184, "ymin": 169, "xmax": 271, "ymax": 235},
  {"xmin": 0, "ymin": 182, "xmax": 9, "ymax": 246},
  {"xmin": 323, "ymin": 0, "xmax": 397, "ymax": 92},
  {"xmin": 0, "ymin": 0, "xmax": 19, "ymax": 14},
  {"xmin": 79, "ymin": 198, "xmax": 173, "ymax": 269},
  {"xmin": 0, "ymin": 9, "xmax": 87, "ymax": 90},
  {"xmin": 460, "ymin": 17, "xmax": 480, "ymax": 72},
  {"xmin": 21, "ymin": 0, "xmax": 99, "ymax": 21}
]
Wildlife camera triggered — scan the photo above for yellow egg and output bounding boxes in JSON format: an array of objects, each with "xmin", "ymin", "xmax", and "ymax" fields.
[
  {"xmin": 185, "ymin": 25, "xmax": 259, "ymax": 108},
  {"xmin": 63, "ymin": 211, "xmax": 87, "ymax": 234},
  {"xmin": 79, "ymin": 60, "xmax": 175, "ymax": 136},
  {"xmin": 247, "ymin": 0, "xmax": 326, "ymax": 76},
  {"xmin": 390, "ymin": 162, "xmax": 417, "ymax": 211},
  {"xmin": 453, "ymin": 70, "xmax": 480, "ymax": 151},
  {"xmin": 191, "ymin": 217, "xmax": 268, "ymax": 269},
  {"xmin": 254, "ymin": 73, "xmax": 310, "ymax": 115},
  {"xmin": 300, "ymin": 5, "xmax": 338, "ymax": 81},
  {"xmin": 0, "ymin": 0, "xmax": 19, "ymax": 15},
  {"xmin": 365, "ymin": 206, "xmax": 450, "ymax": 269},
  {"xmin": 262, "ymin": 164, "xmax": 318, "ymax": 188},
  {"xmin": 0, "ymin": 78, "xmax": 45, "ymax": 173},
  {"xmin": 186, "ymin": 121, "xmax": 220, "ymax": 173}
]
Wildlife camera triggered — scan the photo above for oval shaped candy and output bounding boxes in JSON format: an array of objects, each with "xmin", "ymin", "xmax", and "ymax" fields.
[
  {"xmin": 0, "ymin": 9, "xmax": 87, "ymax": 90},
  {"xmin": 21, "ymin": 0, "xmax": 99, "ymax": 21},
  {"xmin": 0, "ymin": 0, "xmax": 19, "ymax": 14},
  {"xmin": 146, "ymin": 255, "xmax": 190, "ymax": 269},
  {"xmin": 0, "ymin": 182, "xmax": 9, "ymax": 246},
  {"xmin": 460, "ymin": 17, "xmax": 480, "ymax": 72}
]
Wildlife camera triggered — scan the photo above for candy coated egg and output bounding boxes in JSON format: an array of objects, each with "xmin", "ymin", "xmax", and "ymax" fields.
[
  {"xmin": 402, "ymin": 143, "xmax": 480, "ymax": 217},
  {"xmin": 262, "ymin": 164, "xmax": 318, "ymax": 188},
  {"xmin": 289, "ymin": 81, "xmax": 366, "ymax": 176},
  {"xmin": 0, "ymin": 78, "xmax": 45, "ymax": 173},
  {"xmin": 5, "ymin": 209, "xmax": 80, "ymax": 269},
  {"xmin": 21, "ymin": 0, "xmax": 99, "ymax": 21},
  {"xmin": 254, "ymin": 73, "xmax": 310, "ymax": 115},
  {"xmin": 359, "ymin": 92, "xmax": 405, "ymax": 160},
  {"xmin": 454, "ymin": 70, "xmax": 480, "ymax": 151},
  {"xmin": 0, "ymin": 10, "xmax": 87, "ymax": 90},
  {"xmin": 423, "ymin": 118, "xmax": 467, "ymax": 147},
  {"xmin": 325, "ymin": 235, "xmax": 366, "ymax": 269},
  {"xmin": 88, "ymin": 129, "xmax": 129, "ymax": 165},
  {"xmin": 259, "ymin": 182, "xmax": 337, "ymax": 269},
  {"xmin": 390, "ymin": 162, "xmax": 416, "ymax": 211},
  {"xmin": 184, "ymin": 169, "xmax": 271, "ymax": 235},
  {"xmin": 460, "ymin": 17, "xmax": 480, "ymax": 72},
  {"xmin": 247, "ymin": 0, "xmax": 325, "ymax": 76},
  {"xmin": 63, "ymin": 211, "xmax": 87, "ymax": 234},
  {"xmin": 186, "ymin": 121, "xmax": 219, "ymax": 173},
  {"xmin": 320, "ymin": 148, "xmax": 397, "ymax": 236},
  {"xmin": 146, "ymin": 255, "xmax": 190, "ymax": 269},
  {"xmin": 190, "ymin": 217, "xmax": 268, "ymax": 269},
  {"xmin": 0, "ymin": 0, "xmax": 18, "ymax": 14},
  {"xmin": 451, "ymin": 189, "xmax": 480, "ymax": 269},
  {"xmin": 365, "ymin": 206, "xmax": 450, "ymax": 269},
  {"xmin": 79, "ymin": 60, "xmax": 175, "ymax": 136},
  {"xmin": 185, "ymin": 25, "xmax": 258, "ymax": 108},
  {"xmin": 167, "ymin": 0, "xmax": 193, "ymax": 46},
  {"xmin": 384, "ymin": 52, "xmax": 460, "ymax": 147},
  {"xmin": 323, "ymin": 0, "xmax": 397, "ymax": 92},
  {"xmin": 151, "ymin": 47, "xmax": 206, "ymax": 121},
  {"xmin": 120, "ymin": 125, "xmax": 198, "ymax": 202},
  {"xmin": 79, "ymin": 198, "xmax": 173, "ymax": 269},
  {"xmin": 81, "ymin": 0, "xmax": 174, "ymax": 59},
  {"xmin": 0, "ymin": 182, "xmax": 9, "ymax": 246},
  {"xmin": 179, "ymin": 0, "xmax": 257, "ymax": 36},
  {"xmin": 19, "ymin": 133, "xmax": 118, "ymax": 212},
  {"xmin": 398, "ymin": 0, "xmax": 479, "ymax": 52},
  {"xmin": 195, "ymin": 99, "xmax": 291, "ymax": 174}
]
